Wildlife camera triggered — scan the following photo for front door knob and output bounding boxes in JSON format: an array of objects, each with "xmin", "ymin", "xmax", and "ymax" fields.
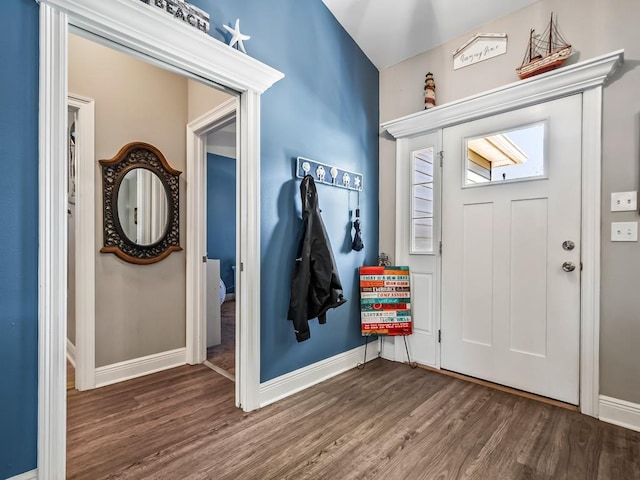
[{"xmin": 562, "ymin": 261, "xmax": 576, "ymax": 272}]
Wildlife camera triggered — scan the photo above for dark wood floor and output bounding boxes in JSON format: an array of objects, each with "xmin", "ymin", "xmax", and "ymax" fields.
[{"xmin": 67, "ymin": 358, "xmax": 640, "ymax": 479}]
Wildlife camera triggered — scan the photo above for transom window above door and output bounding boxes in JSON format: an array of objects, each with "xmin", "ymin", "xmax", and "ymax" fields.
[{"xmin": 464, "ymin": 122, "xmax": 546, "ymax": 186}]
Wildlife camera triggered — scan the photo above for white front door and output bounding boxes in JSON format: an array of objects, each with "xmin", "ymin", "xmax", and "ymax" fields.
[
  {"xmin": 394, "ymin": 131, "xmax": 441, "ymax": 366},
  {"xmin": 441, "ymin": 94, "xmax": 582, "ymax": 404}
]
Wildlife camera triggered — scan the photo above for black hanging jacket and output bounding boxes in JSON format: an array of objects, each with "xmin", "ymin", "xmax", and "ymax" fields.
[{"xmin": 288, "ymin": 175, "xmax": 347, "ymax": 342}]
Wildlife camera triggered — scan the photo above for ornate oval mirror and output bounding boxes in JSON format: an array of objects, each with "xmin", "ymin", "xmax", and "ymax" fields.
[{"xmin": 100, "ymin": 142, "xmax": 182, "ymax": 264}]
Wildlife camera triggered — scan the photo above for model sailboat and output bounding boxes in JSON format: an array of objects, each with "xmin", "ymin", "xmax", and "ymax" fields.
[{"xmin": 516, "ymin": 13, "xmax": 572, "ymax": 79}]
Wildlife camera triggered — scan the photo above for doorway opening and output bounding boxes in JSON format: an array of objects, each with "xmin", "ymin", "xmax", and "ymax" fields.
[
  {"xmin": 64, "ymin": 28, "xmax": 242, "ymax": 475},
  {"xmin": 66, "ymin": 30, "xmax": 238, "ymax": 392},
  {"xmin": 203, "ymin": 112, "xmax": 238, "ymax": 381},
  {"xmin": 39, "ymin": 2, "xmax": 283, "ymax": 476}
]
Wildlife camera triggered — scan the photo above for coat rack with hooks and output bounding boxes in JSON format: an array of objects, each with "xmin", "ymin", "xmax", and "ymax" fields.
[{"xmin": 296, "ymin": 156, "xmax": 363, "ymax": 192}]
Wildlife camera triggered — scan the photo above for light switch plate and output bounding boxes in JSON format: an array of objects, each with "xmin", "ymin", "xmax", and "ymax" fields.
[
  {"xmin": 611, "ymin": 191, "xmax": 637, "ymax": 211},
  {"xmin": 611, "ymin": 222, "xmax": 638, "ymax": 241}
]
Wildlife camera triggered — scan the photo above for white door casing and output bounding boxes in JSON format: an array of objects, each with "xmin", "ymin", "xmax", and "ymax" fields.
[
  {"xmin": 186, "ymin": 99, "xmax": 238, "ymax": 395},
  {"xmin": 441, "ymin": 95, "xmax": 582, "ymax": 404},
  {"xmin": 393, "ymin": 131, "xmax": 442, "ymax": 367},
  {"xmin": 382, "ymin": 49, "xmax": 623, "ymax": 417},
  {"xmin": 67, "ymin": 94, "xmax": 96, "ymax": 391},
  {"xmin": 38, "ymin": 1, "xmax": 283, "ymax": 478}
]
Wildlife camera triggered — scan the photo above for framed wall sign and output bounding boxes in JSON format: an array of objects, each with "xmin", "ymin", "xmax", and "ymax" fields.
[
  {"xmin": 453, "ymin": 33, "xmax": 507, "ymax": 70},
  {"xmin": 139, "ymin": 0, "xmax": 210, "ymax": 34}
]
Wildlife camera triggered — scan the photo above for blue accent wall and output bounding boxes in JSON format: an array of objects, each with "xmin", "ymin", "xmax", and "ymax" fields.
[
  {"xmin": 191, "ymin": 0, "xmax": 380, "ymax": 382},
  {"xmin": 0, "ymin": 1, "xmax": 378, "ymax": 474},
  {"xmin": 0, "ymin": 1, "xmax": 39, "ymax": 477},
  {"xmin": 207, "ymin": 153, "xmax": 237, "ymax": 292}
]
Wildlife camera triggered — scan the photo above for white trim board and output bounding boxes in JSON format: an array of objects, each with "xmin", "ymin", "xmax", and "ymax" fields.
[
  {"xmin": 67, "ymin": 93, "xmax": 96, "ymax": 392},
  {"xmin": 38, "ymin": 1, "xmax": 283, "ymax": 478},
  {"xmin": 186, "ymin": 99, "xmax": 237, "ymax": 368},
  {"xmin": 6, "ymin": 469, "xmax": 38, "ymax": 480},
  {"xmin": 382, "ymin": 50, "xmax": 623, "ymax": 137},
  {"xmin": 382, "ymin": 50, "xmax": 625, "ymax": 418},
  {"xmin": 599, "ymin": 395, "xmax": 640, "ymax": 433},
  {"xmin": 259, "ymin": 344, "xmax": 377, "ymax": 408},
  {"xmin": 95, "ymin": 348, "xmax": 186, "ymax": 388}
]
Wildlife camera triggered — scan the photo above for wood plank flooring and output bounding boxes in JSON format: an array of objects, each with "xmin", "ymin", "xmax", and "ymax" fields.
[{"xmin": 67, "ymin": 358, "xmax": 640, "ymax": 479}]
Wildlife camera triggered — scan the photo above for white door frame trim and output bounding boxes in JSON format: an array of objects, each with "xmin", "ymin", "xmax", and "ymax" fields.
[
  {"xmin": 67, "ymin": 93, "xmax": 96, "ymax": 391},
  {"xmin": 185, "ymin": 99, "xmax": 237, "ymax": 380},
  {"xmin": 38, "ymin": 1, "xmax": 283, "ymax": 478},
  {"xmin": 382, "ymin": 49, "xmax": 624, "ymax": 418}
]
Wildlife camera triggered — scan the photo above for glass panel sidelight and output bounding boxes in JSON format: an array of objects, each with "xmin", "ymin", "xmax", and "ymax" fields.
[
  {"xmin": 464, "ymin": 122, "xmax": 546, "ymax": 186},
  {"xmin": 411, "ymin": 148, "xmax": 435, "ymax": 253}
]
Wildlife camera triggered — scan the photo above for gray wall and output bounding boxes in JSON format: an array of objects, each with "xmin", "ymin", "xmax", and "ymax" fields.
[
  {"xmin": 68, "ymin": 35, "xmax": 234, "ymax": 368},
  {"xmin": 380, "ymin": 0, "xmax": 640, "ymax": 403}
]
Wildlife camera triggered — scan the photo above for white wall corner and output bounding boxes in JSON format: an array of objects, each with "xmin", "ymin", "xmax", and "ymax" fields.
[
  {"xmin": 599, "ymin": 395, "xmax": 640, "ymax": 433},
  {"xmin": 259, "ymin": 344, "xmax": 378, "ymax": 408},
  {"xmin": 6, "ymin": 469, "xmax": 38, "ymax": 480},
  {"xmin": 94, "ymin": 348, "xmax": 186, "ymax": 388}
]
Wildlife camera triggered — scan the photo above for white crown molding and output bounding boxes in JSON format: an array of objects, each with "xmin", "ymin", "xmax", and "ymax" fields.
[
  {"xmin": 95, "ymin": 348, "xmax": 186, "ymax": 388},
  {"xmin": 259, "ymin": 344, "xmax": 376, "ymax": 408},
  {"xmin": 39, "ymin": 0, "xmax": 284, "ymax": 94},
  {"xmin": 382, "ymin": 49, "xmax": 624, "ymax": 139},
  {"xmin": 599, "ymin": 395, "xmax": 640, "ymax": 433}
]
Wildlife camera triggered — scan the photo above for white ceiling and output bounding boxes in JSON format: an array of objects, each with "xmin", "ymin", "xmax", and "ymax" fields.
[{"xmin": 322, "ymin": 0, "xmax": 541, "ymax": 69}]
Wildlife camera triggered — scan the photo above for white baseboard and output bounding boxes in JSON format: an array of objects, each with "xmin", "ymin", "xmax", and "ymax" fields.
[
  {"xmin": 95, "ymin": 348, "xmax": 186, "ymax": 388},
  {"xmin": 6, "ymin": 469, "xmax": 38, "ymax": 480},
  {"xmin": 259, "ymin": 343, "xmax": 377, "ymax": 408},
  {"xmin": 66, "ymin": 338, "xmax": 76, "ymax": 367},
  {"xmin": 599, "ymin": 395, "xmax": 640, "ymax": 432}
]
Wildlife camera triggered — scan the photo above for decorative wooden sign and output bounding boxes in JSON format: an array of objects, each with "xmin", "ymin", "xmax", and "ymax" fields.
[
  {"xmin": 360, "ymin": 266, "xmax": 412, "ymax": 336},
  {"xmin": 453, "ymin": 33, "xmax": 507, "ymax": 70},
  {"xmin": 139, "ymin": 0, "xmax": 210, "ymax": 34}
]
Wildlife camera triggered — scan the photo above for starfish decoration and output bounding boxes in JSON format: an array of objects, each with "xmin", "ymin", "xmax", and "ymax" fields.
[{"xmin": 223, "ymin": 19, "xmax": 251, "ymax": 54}]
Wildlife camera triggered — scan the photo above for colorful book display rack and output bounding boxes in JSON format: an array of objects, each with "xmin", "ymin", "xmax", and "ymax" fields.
[{"xmin": 359, "ymin": 266, "xmax": 412, "ymax": 336}]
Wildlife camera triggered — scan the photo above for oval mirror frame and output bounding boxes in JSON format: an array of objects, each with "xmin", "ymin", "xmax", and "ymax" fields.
[{"xmin": 100, "ymin": 142, "xmax": 182, "ymax": 264}]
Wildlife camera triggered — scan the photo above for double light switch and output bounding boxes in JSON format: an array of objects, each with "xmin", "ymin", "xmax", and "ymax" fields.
[{"xmin": 610, "ymin": 191, "xmax": 638, "ymax": 242}]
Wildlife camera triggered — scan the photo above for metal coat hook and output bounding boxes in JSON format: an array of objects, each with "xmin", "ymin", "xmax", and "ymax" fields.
[{"xmin": 296, "ymin": 156, "xmax": 363, "ymax": 192}]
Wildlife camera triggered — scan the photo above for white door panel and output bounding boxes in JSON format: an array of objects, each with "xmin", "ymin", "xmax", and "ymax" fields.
[
  {"xmin": 394, "ymin": 131, "xmax": 441, "ymax": 367},
  {"xmin": 441, "ymin": 95, "xmax": 582, "ymax": 404}
]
